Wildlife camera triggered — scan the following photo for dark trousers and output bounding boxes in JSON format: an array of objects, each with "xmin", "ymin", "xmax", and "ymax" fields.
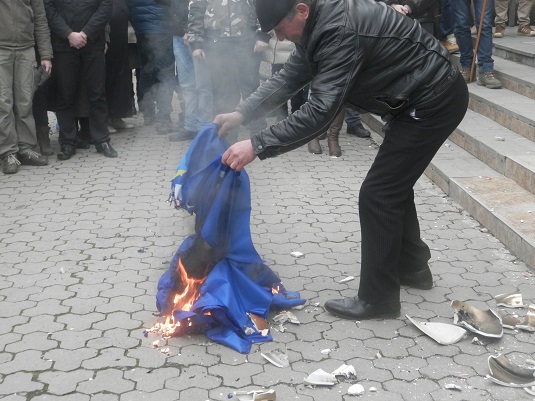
[
  {"xmin": 136, "ymin": 33, "xmax": 175, "ymax": 121},
  {"xmin": 358, "ymin": 73, "xmax": 469, "ymax": 304},
  {"xmin": 54, "ymin": 46, "xmax": 109, "ymax": 147},
  {"xmin": 204, "ymin": 35, "xmax": 265, "ymax": 134}
]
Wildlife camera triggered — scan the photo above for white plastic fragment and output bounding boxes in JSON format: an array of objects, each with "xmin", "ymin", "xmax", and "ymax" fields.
[
  {"xmin": 471, "ymin": 336, "xmax": 484, "ymax": 345},
  {"xmin": 303, "ymin": 369, "xmax": 337, "ymax": 386},
  {"xmin": 369, "ymin": 387, "xmax": 377, "ymax": 392},
  {"xmin": 444, "ymin": 383, "xmax": 462, "ymax": 391},
  {"xmin": 347, "ymin": 383, "xmax": 365, "ymax": 395},
  {"xmin": 332, "ymin": 364, "xmax": 357, "ymax": 379},
  {"xmin": 320, "ymin": 349, "xmax": 331, "ymax": 355},
  {"xmin": 338, "ymin": 276, "xmax": 355, "ymax": 283},
  {"xmin": 261, "ymin": 350, "xmax": 289, "ymax": 368},
  {"xmin": 290, "ymin": 251, "xmax": 304, "ymax": 258},
  {"xmin": 272, "ymin": 311, "xmax": 300, "ymax": 324}
]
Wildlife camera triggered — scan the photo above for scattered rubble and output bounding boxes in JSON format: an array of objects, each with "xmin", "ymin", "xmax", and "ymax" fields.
[
  {"xmin": 487, "ymin": 354, "xmax": 535, "ymax": 387},
  {"xmin": 347, "ymin": 384, "xmax": 365, "ymax": 395},
  {"xmin": 261, "ymin": 350, "xmax": 289, "ymax": 368},
  {"xmin": 272, "ymin": 311, "xmax": 300, "ymax": 325},
  {"xmin": 304, "ymin": 369, "xmax": 337, "ymax": 386},
  {"xmin": 494, "ymin": 292, "xmax": 525, "ymax": 308}
]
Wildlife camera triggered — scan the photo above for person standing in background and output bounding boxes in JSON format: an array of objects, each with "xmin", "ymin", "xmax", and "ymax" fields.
[
  {"xmin": 0, "ymin": 0, "xmax": 52, "ymax": 174},
  {"xmin": 494, "ymin": 0, "xmax": 535, "ymax": 37}
]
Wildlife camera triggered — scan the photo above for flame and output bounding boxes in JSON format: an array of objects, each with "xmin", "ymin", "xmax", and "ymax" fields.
[
  {"xmin": 148, "ymin": 257, "xmax": 206, "ymax": 338},
  {"xmin": 174, "ymin": 257, "xmax": 206, "ymax": 312},
  {"xmin": 272, "ymin": 285, "xmax": 280, "ymax": 295}
]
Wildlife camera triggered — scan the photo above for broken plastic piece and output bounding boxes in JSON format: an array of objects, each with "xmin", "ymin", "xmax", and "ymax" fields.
[
  {"xmin": 516, "ymin": 305, "xmax": 535, "ymax": 332},
  {"xmin": 272, "ymin": 311, "xmax": 300, "ymax": 324},
  {"xmin": 261, "ymin": 350, "xmax": 289, "ymax": 368},
  {"xmin": 233, "ymin": 389, "xmax": 276, "ymax": 401},
  {"xmin": 487, "ymin": 354, "xmax": 535, "ymax": 387},
  {"xmin": 290, "ymin": 251, "xmax": 304, "ymax": 258},
  {"xmin": 320, "ymin": 349, "xmax": 331, "ymax": 355},
  {"xmin": 494, "ymin": 292, "xmax": 525, "ymax": 308},
  {"xmin": 451, "ymin": 300, "xmax": 503, "ymax": 338},
  {"xmin": 347, "ymin": 383, "xmax": 365, "ymax": 395},
  {"xmin": 303, "ymin": 369, "xmax": 337, "ymax": 386},
  {"xmin": 444, "ymin": 383, "xmax": 462, "ymax": 391},
  {"xmin": 406, "ymin": 315, "xmax": 467, "ymax": 345},
  {"xmin": 332, "ymin": 364, "xmax": 357, "ymax": 379},
  {"xmin": 526, "ymin": 386, "xmax": 535, "ymax": 396},
  {"xmin": 471, "ymin": 336, "xmax": 484, "ymax": 346},
  {"xmin": 338, "ymin": 276, "xmax": 355, "ymax": 283},
  {"xmin": 248, "ymin": 313, "xmax": 269, "ymax": 331},
  {"xmin": 495, "ymin": 309, "xmax": 521, "ymax": 329}
]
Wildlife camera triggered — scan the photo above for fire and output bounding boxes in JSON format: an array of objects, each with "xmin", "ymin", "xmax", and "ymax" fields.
[
  {"xmin": 148, "ymin": 257, "xmax": 206, "ymax": 338},
  {"xmin": 174, "ymin": 257, "xmax": 206, "ymax": 311}
]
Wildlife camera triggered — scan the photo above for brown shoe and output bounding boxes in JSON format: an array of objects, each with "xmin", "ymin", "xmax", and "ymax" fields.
[
  {"xmin": 440, "ymin": 39, "xmax": 459, "ymax": 54},
  {"xmin": 518, "ymin": 24, "xmax": 535, "ymax": 36},
  {"xmin": 307, "ymin": 138, "xmax": 322, "ymax": 154},
  {"xmin": 460, "ymin": 67, "xmax": 472, "ymax": 83},
  {"xmin": 478, "ymin": 71, "xmax": 502, "ymax": 89},
  {"xmin": 494, "ymin": 24, "xmax": 506, "ymax": 38}
]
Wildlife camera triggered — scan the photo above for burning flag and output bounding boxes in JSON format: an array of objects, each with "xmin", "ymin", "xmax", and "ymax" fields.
[{"xmin": 155, "ymin": 124, "xmax": 305, "ymax": 353}]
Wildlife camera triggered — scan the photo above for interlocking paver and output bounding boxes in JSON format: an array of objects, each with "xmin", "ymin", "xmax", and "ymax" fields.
[{"xmin": 1, "ymin": 113, "xmax": 534, "ymax": 401}]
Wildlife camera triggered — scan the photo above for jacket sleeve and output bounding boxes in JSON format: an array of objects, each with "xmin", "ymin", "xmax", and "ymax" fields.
[
  {"xmin": 32, "ymin": 0, "xmax": 53, "ymax": 60},
  {"xmin": 82, "ymin": 0, "xmax": 113, "ymax": 42},
  {"xmin": 44, "ymin": 0, "xmax": 73, "ymax": 39},
  {"xmin": 238, "ymin": 26, "xmax": 359, "ymax": 160},
  {"xmin": 188, "ymin": 0, "xmax": 207, "ymax": 51}
]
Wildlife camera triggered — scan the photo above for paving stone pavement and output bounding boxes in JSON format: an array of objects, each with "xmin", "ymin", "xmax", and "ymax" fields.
[{"xmin": 1, "ymin": 113, "xmax": 535, "ymax": 401}]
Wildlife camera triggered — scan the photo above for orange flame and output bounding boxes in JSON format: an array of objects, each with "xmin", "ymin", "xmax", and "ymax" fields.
[
  {"xmin": 173, "ymin": 257, "xmax": 206, "ymax": 312},
  {"xmin": 148, "ymin": 257, "xmax": 206, "ymax": 338}
]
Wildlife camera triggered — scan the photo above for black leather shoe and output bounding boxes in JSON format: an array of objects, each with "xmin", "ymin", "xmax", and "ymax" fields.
[
  {"xmin": 95, "ymin": 142, "xmax": 118, "ymax": 158},
  {"xmin": 324, "ymin": 296, "xmax": 400, "ymax": 320},
  {"xmin": 400, "ymin": 267, "xmax": 433, "ymax": 290},
  {"xmin": 57, "ymin": 145, "xmax": 76, "ymax": 160}
]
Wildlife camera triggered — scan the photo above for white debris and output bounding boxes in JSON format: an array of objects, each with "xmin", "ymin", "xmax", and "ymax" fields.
[
  {"xmin": 304, "ymin": 369, "xmax": 337, "ymax": 386},
  {"xmin": 347, "ymin": 383, "xmax": 365, "ymax": 395},
  {"xmin": 273, "ymin": 311, "xmax": 300, "ymax": 324},
  {"xmin": 332, "ymin": 364, "xmax": 357, "ymax": 379},
  {"xmin": 369, "ymin": 387, "xmax": 378, "ymax": 392},
  {"xmin": 495, "ymin": 136, "xmax": 505, "ymax": 141},
  {"xmin": 445, "ymin": 383, "xmax": 462, "ymax": 391},
  {"xmin": 290, "ymin": 251, "xmax": 304, "ymax": 258},
  {"xmin": 471, "ymin": 337, "xmax": 484, "ymax": 345},
  {"xmin": 320, "ymin": 349, "xmax": 331, "ymax": 355},
  {"xmin": 244, "ymin": 327, "xmax": 255, "ymax": 335},
  {"xmin": 338, "ymin": 276, "xmax": 355, "ymax": 283}
]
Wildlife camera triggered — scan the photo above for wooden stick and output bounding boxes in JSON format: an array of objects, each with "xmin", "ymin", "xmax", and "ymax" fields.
[{"xmin": 470, "ymin": 0, "xmax": 489, "ymax": 82}]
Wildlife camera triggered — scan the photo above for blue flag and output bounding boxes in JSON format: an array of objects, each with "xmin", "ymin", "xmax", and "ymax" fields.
[{"xmin": 156, "ymin": 124, "xmax": 305, "ymax": 353}]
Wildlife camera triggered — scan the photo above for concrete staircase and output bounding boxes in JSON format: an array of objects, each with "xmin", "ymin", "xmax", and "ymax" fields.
[{"xmin": 362, "ymin": 26, "xmax": 535, "ymax": 270}]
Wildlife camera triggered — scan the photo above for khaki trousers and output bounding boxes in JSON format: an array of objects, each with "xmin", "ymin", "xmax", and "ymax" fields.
[
  {"xmin": 0, "ymin": 47, "xmax": 37, "ymax": 158},
  {"xmin": 495, "ymin": 0, "xmax": 534, "ymax": 25}
]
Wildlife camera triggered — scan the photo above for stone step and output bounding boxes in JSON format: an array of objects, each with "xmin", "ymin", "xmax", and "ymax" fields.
[
  {"xmin": 492, "ymin": 26, "xmax": 535, "ymax": 68},
  {"xmin": 465, "ymin": 84, "xmax": 535, "ymax": 142},
  {"xmin": 493, "ymin": 55, "xmax": 535, "ymax": 101},
  {"xmin": 452, "ymin": 109, "xmax": 535, "ymax": 196},
  {"xmin": 360, "ymin": 113, "xmax": 535, "ymax": 270}
]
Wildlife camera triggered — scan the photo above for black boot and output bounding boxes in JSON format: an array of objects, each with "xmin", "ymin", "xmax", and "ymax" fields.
[
  {"xmin": 95, "ymin": 142, "xmax": 118, "ymax": 158},
  {"xmin": 57, "ymin": 145, "xmax": 76, "ymax": 160},
  {"xmin": 36, "ymin": 126, "xmax": 53, "ymax": 156}
]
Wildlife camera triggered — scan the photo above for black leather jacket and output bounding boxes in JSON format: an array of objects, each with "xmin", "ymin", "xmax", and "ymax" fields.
[{"xmin": 236, "ymin": 0, "xmax": 457, "ymax": 160}]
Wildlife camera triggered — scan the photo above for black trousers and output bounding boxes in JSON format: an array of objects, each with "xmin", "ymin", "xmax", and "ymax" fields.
[
  {"xmin": 357, "ymin": 72, "xmax": 469, "ymax": 304},
  {"xmin": 54, "ymin": 45, "xmax": 109, "ymax": 147}
]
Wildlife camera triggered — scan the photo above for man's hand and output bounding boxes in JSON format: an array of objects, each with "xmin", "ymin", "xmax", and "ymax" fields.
[
  {"xmin": 41, "ymin": 59, "xmax": 52, "ymax": 75},
  {"xmin": 213, "ymin": 111, "xmax": 245, "ymax": 136},
  {"xmin": 221, "ymin": 140, "xmax": 257, "ymax": 171},
  {"xmin": 254, "ymin": 40, "xmax": 269, "ymax": 53},
  {"xmin": 68, "ymin": 32, "xmax": 87, "ymax": 49},
  {"xmin": 192, "ymin": 49, "xmax": 205, "ymax": 60},
  {"xmin": 391, "ymin": 4, "xmax": 409, "ymax": 14}
]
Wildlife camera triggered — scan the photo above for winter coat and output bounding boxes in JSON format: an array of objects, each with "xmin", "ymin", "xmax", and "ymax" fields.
[
  {"xmin": 188, "ymin": 0, "xmax": 269, "ymax": 51},
  {"xmin": 236, "ymin": 0, "xmax": 456, "ymax": 160},
  {"xmin": 44, "ymin": 0, "xmax": 112, "ymax": 52},
  {"xmin": 0, "ymin": 0, "xmax": 53, "ymax": 59},
  {"xmin": 126, "ymin": 0, "xmax": 170, "ymax": 34},
  {"xmin": 262, "ymin": 37, "xmax": 295, "ymax": 66}
]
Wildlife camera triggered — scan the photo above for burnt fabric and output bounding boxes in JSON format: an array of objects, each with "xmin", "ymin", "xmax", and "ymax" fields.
[{"xmin": 157, "ymin": 124, "xmax": 305, "ymax": 353}]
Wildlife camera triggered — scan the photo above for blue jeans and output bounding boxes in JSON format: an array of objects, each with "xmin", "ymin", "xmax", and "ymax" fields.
[
  {"xmin": 453, "ymin": 0, "xmax": 495, "ymax": 72},
  {"xmin": 438, "ymin": 0, "xmax": 454, "ymax": 40},
  {"xmin": 173, "ymin": 36, "xmax": 211, "ymax": 132},
  {"xmin": 344, "ymin": 108, "xmax": 362, "ymax": 127}
]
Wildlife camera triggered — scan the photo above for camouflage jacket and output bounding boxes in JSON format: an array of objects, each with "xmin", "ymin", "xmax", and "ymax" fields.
[{"xmin": 188, "ymin": 0, "xmax": 268, "ymax": 50}]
